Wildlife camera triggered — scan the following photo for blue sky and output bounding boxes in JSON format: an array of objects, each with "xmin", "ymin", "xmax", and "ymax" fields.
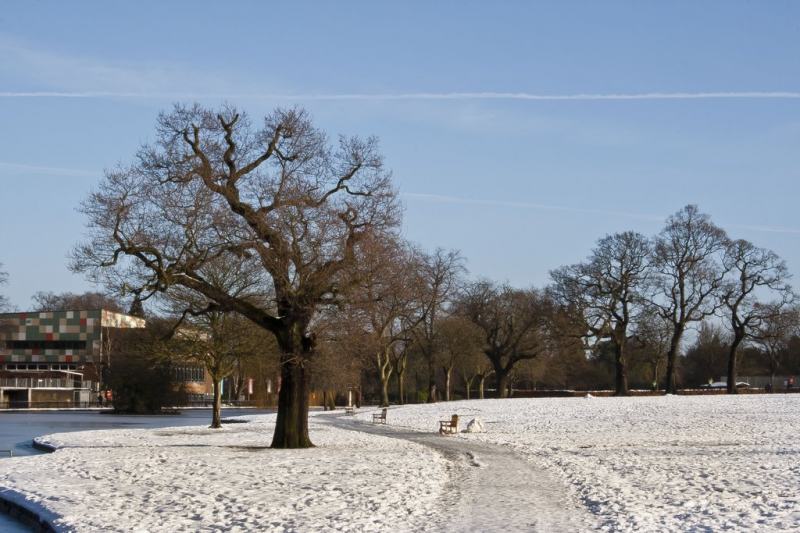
[{"xmin": 1, "ymin": 1, "xmax": 799, "ymax": 309}]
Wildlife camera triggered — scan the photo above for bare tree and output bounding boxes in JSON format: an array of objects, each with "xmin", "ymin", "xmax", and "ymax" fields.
[
  {"xmin": 407, "ymin": 248, "xmax": 464, "ymax": 403},
  {"xmin": 550, "ymin": 232, "xmax": 651, "ymax": 396},
  {"xmin": 0, "ymin": 264, "xmax": 9, "ymax": 311},
  {"xmin": 752, "ymin": 305, "xmax": 799, "ymax": 389},
  {"xmin": 390, "ymin": 338, "xmax": 413, "ymax": 404},
  {"xmin": 721, "ymin": 240, "xmax": 794, "ymax": 393},
  {"xmin": 650, "ymin": 205, "xmax": 728, "ymax": 393},
  {"xmin": 72, "ymin": 104, "xmax": 399, "ymax": 448},
  {"xmin": 344, "ymin": 235, "xmax": 418, "ymax": 407},
  {"xmin": 171, "ymin": 311, "xmax": 263, "ymax": 428},
  {"xmin": 436, "ymin": 315, "xmax": 484, "ymax": 401},
  {"xmin": 31, "ymin": 291, "xmax": 125, "ymax": 313},
  {"xmin": 458, "ymin": 280, "xmax": 551, "ymax": 398},
  {"xmin": 632, "ymin": 309, "xmax": 672, "ymax": 390}
]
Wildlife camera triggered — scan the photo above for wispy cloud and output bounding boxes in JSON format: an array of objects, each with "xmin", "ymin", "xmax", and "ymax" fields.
[
  {"xmin": 2, "ymin": 91, "xmax": 800, "ymax": 101},
  {"xmin": 402, "ymin": 192, "xmax": 800, "ymax": 235}
]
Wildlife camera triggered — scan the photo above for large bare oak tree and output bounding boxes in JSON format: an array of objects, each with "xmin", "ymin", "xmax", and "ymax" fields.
[
  {"xmin": 650, "ymin": 205, "xmax": 728, "ymax": 393},
  {"xmin": 72, "ymin": 104, "xmax": 399, "ymax": 448}
]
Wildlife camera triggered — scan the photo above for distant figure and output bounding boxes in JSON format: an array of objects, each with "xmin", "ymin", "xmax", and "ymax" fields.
[
  {"xmin": 789, "ymin": 376, "xmax": 796, "ymax": 390},
  {"xmin": 97, "ymin": 393, "xmax": 103, "ymax": 406},
  {"xmin": 765, "ymin": 383, "xmax": 773, "ymax": 393}
]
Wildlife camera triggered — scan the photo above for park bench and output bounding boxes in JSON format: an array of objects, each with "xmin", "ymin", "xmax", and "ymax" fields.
[
  {"xmin": 344, "ymin": 406, "xmax": 355, "ymax": 415},
  {"xmin": 372, "ymin": 408, "xmax": 387, "ymax": 424},
  {"xmin": 439, "ymin": 414, "xmax": 459, "ymax": 435}
]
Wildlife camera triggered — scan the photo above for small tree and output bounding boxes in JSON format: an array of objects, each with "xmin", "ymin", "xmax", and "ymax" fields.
[
  {"xmin": 721, "ymin": 239, "xmax": 794, "ymax": 393},
  {"xmin": 752, "ymin": 305, "xmax": 799, "ymax": 389},
  {"xmin": 0, "ymin": 264, "xmax": 9, "ymax": 311},
  {"xmin": 170, "ymin": 312, "xmax": 264, "ymax": 428},
  {"xmin": 633, "ymin": 309, "xmax": 673, "ymax": 390}
]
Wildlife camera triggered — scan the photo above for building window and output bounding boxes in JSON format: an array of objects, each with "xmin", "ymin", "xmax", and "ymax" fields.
[{"xmin": 175, "ymin": 366, "xmax": 205, "ymax": 382}]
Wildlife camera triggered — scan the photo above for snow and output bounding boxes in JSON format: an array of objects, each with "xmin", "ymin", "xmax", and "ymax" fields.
[
  {"xmin": 2, "ymin": 396, "xmax": 799, "ymax": 531},
  {"xmin": 356, "ymin": 396, "xmax": 800, "ymax": 531},
  {"xmin": 0, "ymin": 413, "xmax": 449, "ymax": 532}
]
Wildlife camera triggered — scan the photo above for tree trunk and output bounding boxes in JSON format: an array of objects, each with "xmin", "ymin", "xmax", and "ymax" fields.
[
  {"xmin": 479, "ymin": 375, "xmax": 486, "ymax": 399},
  {"xmin": 726, "ymin": 332, "xmax": 744, "ymax": 394},
  {"xmin": 271, "ymin": 353, "xmax": 312, "ymax": 448},
  {"xmin": 665, "ymin": 324, "xmax": 684, "ymax": 394},
  {"xmin": 496, "ymin": 370, "xmax": 509, "ymax": 399},
  {"xmin": 443, "ymin": 365, "xmax": 452, "ymax": 401},
  {"xmin": 381, "ymin": 378, "xmax": 390, "ymax": 408},
  {"xmin": 427, "ymin": 357, "xmax": 437, "ymax": 403},
  {"xmin": 377, "ymin": 348, "xmax": 393, "ymax": 407},
  {"xmin": 463, "ymin": 375, "xmax": 474, "ymax": 400},
  {"xmin": 614, "ymin": 341, "xmax": 629, "ymax": 396},
  {"xmin": 210, "ymin": 378, "xmax": 222, "ymax": 429},
  {"xmin": 327, "ymin": 389, "xmax": 335, "ymax": 410},
  {"xmin": 396, "ymin": 370, "xmax": 406, "ymax": 405}
]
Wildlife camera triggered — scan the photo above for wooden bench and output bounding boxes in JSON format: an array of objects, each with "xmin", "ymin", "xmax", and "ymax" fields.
[
  {"xmin": 372, "ymin": 408, "xmax": 387, "ymax": 424},
  {"xmin": 439, "ymin": 414, "xmax": 459, "ymax": 435},
  {"xmin": 344, "ymin": 406, "xmax": 355, "ymax": 416}
]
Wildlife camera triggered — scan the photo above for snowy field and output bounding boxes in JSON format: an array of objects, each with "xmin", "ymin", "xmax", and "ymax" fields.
[
  {"xmin": 356, "ymin": 395, "xmax": 800, "ymax": 531},
  {"xmin": 1, "ymin": 396, "xmax": 799, "ymax": 532},
  {"xmin": 0, "ymin": 415, "xmax": 449, "ymax": 532}
]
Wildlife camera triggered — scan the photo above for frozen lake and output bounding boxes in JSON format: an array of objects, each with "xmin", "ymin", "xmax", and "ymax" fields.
[{"xmin": 0, "ymin": 408, "xmax": 273, "ymax": 458}]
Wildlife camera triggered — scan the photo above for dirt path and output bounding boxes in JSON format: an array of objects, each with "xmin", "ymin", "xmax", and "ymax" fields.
[{"xmin": 321, "ymin": 414, "xmax": 593, "ymax": 532}]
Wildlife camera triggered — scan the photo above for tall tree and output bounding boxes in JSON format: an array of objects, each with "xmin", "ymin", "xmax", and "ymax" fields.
[
  {"xmin": 721, "ymin": 240, "xmax": 793, "ymax": 393},
  {"xmin": 551, "ymin": 232, "xmax": 651, "ymax": 396},
  {"xmin": 458, "ymin": 281, "xmax": 551, "ymax": 398},
  {"xmin": 650, "ymin": 205, "xmax": 728, "ymax": 393},
  {"xmin": 407, "ymin": 248, "xmax": 464, "ymax": 403},
  {"xmin": 345, "ymin": 236, "xmax": 418, "ymax": 407},
  {"xmin": 72, "ymin": 105, "xmax": 399, "ymax": 448}
]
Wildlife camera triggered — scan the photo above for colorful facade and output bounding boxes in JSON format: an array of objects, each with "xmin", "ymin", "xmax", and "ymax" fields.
[
  {"xmin": 0, "ymin": 309, "xmax": 145, "ymax": 364},
  {"xmin": 0, "ymin": 309, "xmax": 145, "ymax": 407}
]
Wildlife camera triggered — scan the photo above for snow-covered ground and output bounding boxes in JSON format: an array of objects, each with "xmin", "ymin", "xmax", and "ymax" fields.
[
  {"xmin": 2, "ymin": 396, "xmax": 799, "ymax": 531},
  {"xmin": 356, "ymin": 395, "xmax": 800, "ymax": 531},
  {"xmin": 0, "ymin": 414, "xmax": 449, "ymax": 532}
]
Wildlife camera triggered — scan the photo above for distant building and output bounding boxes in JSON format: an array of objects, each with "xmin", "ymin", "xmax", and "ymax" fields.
[{"xmin": 0, "ymin": 309, "xmax": 145, "ymax": 407}]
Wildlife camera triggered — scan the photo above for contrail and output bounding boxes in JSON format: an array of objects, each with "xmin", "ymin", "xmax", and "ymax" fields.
[
  {"xmin": 402, "ymin": 192, "xmax": 800, "ymax": 235},
  {"xmin": 2, "ymin": 91, "xmax": 800, "ymax": 101}
]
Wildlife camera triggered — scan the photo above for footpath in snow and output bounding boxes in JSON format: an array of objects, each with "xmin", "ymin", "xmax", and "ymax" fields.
[
  {"xmin": 322, "ymin": 413, "xmax": 593, "ymax": 531},
  {"xmin": 357, "ymin": 395, "xmax": 800, "ymax": 532}
]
